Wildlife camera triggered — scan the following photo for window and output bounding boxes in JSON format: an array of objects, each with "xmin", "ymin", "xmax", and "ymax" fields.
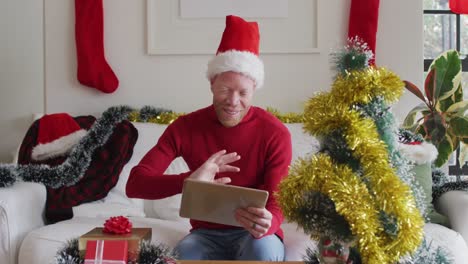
[{"xmin": 423, "ymin": 0, "xmax": 468, "ymax": 179}]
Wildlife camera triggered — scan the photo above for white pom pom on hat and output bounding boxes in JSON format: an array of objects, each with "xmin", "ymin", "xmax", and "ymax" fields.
[
  {"xmin": 206, "ymin": 15, "xmax": 264, "ymax": 89},
  {"xmin": 398, "ymin": 141, "xmax": 439, "ymax": 165}
]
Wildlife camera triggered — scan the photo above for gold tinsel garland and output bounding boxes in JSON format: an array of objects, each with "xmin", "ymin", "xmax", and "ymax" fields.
[
  {"xmin": 266, "ymin": 107, "xmax": 306, "ymax": 123},
  {"xmin": 126, "ymin": 108, "xmax": 304, "ymax": 125},
  {"xmin": 127, "ymin": 111, "xmax": 182, "ymax": 124},
  {"xmin": 278, "ymin": 67, "xmax": 424, "ymax": 263}
]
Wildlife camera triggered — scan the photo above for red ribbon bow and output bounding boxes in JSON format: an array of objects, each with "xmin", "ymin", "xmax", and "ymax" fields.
[{"xmin": 103, "ymin": 216, "xmax": 132, "ymax": 234}]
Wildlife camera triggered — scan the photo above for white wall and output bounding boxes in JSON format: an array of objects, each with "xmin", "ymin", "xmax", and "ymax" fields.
[
  {"xmin": 0, "ymin": 0, "xmax": 44, "ymax": 162},
  {"xmin": 0, "ymin": 0, "xmax": 423, "ymax": 162},
  {"xmin": 377, "ymin": 0, "xmax": 424, "ymax": 120}
]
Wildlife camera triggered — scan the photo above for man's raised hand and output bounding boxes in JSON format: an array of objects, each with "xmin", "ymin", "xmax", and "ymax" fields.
[{"xmin": 188, "ymin": 150, "xmax": 240, "ymax": 183}]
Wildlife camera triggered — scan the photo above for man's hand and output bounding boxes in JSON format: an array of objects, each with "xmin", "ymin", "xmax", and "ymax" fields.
[
  {"xmin": 235, "ymin": 207, "xmax": 272, "ymax": 238},
  {"xmin": 188, "ymin": 149, "xmax": 240, "ymax": 183}
]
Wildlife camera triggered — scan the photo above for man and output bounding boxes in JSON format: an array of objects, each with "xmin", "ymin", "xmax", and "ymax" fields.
[{"xmin": 126, "ymin": 15, "xmax": 292, "ymax": 261}]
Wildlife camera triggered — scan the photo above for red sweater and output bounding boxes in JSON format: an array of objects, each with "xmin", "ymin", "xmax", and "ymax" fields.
[{"xmin": 126, "ymin": 105, "xmax": 292, "ymax": 239}]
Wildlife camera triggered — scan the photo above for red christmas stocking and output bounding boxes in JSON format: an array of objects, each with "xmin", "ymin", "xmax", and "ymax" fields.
[
  {"xmin": 348, "ymin": 0, "xmax": 380, "ymax": 65},
  {"xmin": 75, "ymin": 0, "xmax": 118, "ymax": 93},
  {"xmin": 450, "ymin": 0, "xmax": 468, "ymax": 14}
]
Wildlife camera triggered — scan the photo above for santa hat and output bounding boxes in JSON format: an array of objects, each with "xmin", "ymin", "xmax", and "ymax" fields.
[
  {"xmin": 31, "ymin": 113, "xmax": 87, "ymax": 161},
  {"xmin": 398, "ymin": 141, "xmax": 438, "ymax": 165},
  {"xmin": 206, "ymin": 15, "xmax": 264, "ymax": 88}
]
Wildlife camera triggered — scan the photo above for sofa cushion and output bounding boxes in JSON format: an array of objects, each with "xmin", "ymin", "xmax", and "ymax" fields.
[
  {"xmin": 98, "ymin": 122, "xmax": 190, "ymax": 220},
  {"xmin": 284, "ymin": 123, "xmax": 320, "ymax": 162},
  {"xmin": 423, "ymin": 223, "xmax": 468, "ymax": 264},
  {"xmin": 99, "ymin": 122, "xmax": 167, "ymax": 216}
]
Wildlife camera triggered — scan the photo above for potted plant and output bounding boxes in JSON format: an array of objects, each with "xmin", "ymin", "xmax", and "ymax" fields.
[{"xmin": 403, "ymin": 49, "xmax": 467, "ymax": 167}]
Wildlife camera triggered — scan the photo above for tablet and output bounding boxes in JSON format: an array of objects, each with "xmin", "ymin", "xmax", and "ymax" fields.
[{"xmin": 179, "ymin": 179, "xmax": 269, "ymax": 226}]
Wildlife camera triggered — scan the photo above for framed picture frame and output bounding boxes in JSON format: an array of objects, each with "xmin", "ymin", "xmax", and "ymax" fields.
[{"xmin": 147, "ymin": 0, "xmax": 319, "ymax": 55}]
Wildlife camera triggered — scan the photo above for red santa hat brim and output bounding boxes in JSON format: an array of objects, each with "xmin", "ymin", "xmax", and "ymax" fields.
[
  {"xmin": 206, "ymin": 50, "xmax": 264, "ymax": 88},
  {"xmin": 31, "ymin": 129, "xmax": 87, "ymax": 161}
]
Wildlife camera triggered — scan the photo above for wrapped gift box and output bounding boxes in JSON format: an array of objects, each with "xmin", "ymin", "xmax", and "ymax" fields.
[
  {"xmin": 84, "ymin": 240, "xmax": 128, "ymax": 264},
  {"xmin": 80, "ymin": 227, "xmax": 151, "ymax": 262}
]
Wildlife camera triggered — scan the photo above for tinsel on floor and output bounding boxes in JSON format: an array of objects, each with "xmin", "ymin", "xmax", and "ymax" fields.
[{"xmin": 54, "ymin": 238, "xmax": 177, "ymax": 264}]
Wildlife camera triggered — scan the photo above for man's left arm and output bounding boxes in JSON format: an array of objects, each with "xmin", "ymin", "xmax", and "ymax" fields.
[
  {"xmin": 261, "ymin": 128, "xmax": 292, "ymax": 236},
  {"xmin": 235, "ymin": 127, "xmax": 292, "ymax": 238}
]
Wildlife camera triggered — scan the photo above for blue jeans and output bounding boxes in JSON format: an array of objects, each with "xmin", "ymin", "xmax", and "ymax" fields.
[{"xmin": 174, "ymin": 228, "xmax": 285, "ymax": 261}]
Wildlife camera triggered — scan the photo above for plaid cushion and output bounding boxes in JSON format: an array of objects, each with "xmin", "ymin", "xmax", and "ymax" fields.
[{"xmin": 18, "ymin": 116, "xmax": 138, "ymax": 224}]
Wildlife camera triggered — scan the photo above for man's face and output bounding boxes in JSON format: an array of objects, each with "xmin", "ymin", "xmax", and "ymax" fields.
[{"xmin": 211, "ymin": 71, "xmax": 256, "ymax": 127}]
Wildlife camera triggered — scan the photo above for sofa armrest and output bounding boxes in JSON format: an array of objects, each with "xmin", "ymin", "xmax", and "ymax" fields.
[
  {"xmin": 434, "ymin": 190, "xmax": 468, "ymax": 245},
  {"xmin": 0, "ymin": 181, "xmax": 46, "ymax": 264}
]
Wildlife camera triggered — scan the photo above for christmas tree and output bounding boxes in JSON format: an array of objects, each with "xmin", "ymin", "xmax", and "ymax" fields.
[{"xmin": 278, "ymin": 38, "xmax": 451, "ymax": 264}]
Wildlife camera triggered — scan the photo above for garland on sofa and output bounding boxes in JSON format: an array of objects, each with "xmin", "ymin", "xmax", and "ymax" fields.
[
  {"xmin": 0, "ymin": 106, "xmax": 174, "ymax": 189},
  {"xmin": 55, "ymin": 238, "xmax": 177, "ymax": 264},
  {"xmin": 432, "ymin": 166, "xmax": 468, "ymax": 201},
  {"xmin": 277, "ymin": 39, "xmax": 449, "ymax": 264},
  {"xmin": 0, "ymin": 106, "xmax": 133, "ymax": 188}
]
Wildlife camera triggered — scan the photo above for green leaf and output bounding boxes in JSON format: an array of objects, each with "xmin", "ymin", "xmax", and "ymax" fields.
[
  {"xmin": 434, "ymin": 136, "xmax": 454, "ymax": 167},
  {"xmin": 423, "ymin": 112, "xmax": 446, "ymax": 144},
  {"xmin": 446, "ymin": 101, "xmax": 468, "ymax": 115},
  {"xmin": 439, "ymin": 83, "xmax": 464, "ymax": 112},
  {"xmin": 402, "ymin": 103, "xmax": 429, "ymax": 129},
  {"xmin": 453, "ymin": 83, "xmax": 464, "ymax": 103},
  {"xmin": 429, "ymin": 50, "xmax": 462, "ymax": 102},
  {"xmin": 450, "ymin": 116, "xmax": 468, "ymax": 137}
]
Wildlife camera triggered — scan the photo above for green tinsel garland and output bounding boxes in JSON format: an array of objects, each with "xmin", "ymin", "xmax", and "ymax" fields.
[
  {"xmin": 54, "ymin": 238, "xmax": 177, "ymax": 264},
  {"xmin": 0, "ymin": 106, "xmax": 134, "ymax": 188}
]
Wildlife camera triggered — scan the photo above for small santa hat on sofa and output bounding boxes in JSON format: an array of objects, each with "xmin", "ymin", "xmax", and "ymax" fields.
[
  {"xmin": 206, "ymin": 15, "xmax": 264, "ymax": 89},
  {"xmin": 31, "ymin": 113, "xmax": 87, "ymax": 161},
  {"xmin": 398, "ymin": 141, "xmax": 438, "ymax": 165}
]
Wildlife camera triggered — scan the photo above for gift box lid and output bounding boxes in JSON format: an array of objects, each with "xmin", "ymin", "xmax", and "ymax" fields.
[{"xmin": 79, "ymin": 227, "xmax": 151, "ymax": 251}]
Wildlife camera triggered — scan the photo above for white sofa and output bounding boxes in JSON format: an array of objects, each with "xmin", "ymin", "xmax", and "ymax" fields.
[{"xmin": 1, "ymin": 122, "xmax": 468, "ymax": 264}]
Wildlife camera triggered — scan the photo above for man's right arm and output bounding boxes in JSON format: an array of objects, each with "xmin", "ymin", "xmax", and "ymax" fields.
[{"xmin": 126, "ymin": 121, "xmax": 192, "ymax": 199}]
